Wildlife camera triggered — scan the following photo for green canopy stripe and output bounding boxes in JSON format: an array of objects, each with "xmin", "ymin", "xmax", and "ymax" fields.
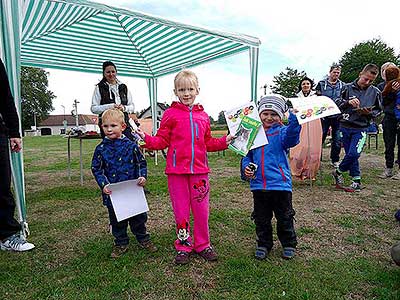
[{"xmin": 20, "ymin": 0, "xmax": 260, "ymax": 78}]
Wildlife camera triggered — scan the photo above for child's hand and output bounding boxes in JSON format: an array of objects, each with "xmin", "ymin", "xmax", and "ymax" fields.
[
  {"xmin": 226, "ymin": 134, "xmax": 234, "ymax": 145},
  {"xmin": 103, "ymin": 185, "xmax": 112, "ymax": 195},
  {"xmin": 136, "ymin": 128, "xmax": 146, "ymax": 139},
  {"xmin": 244, "ymin": 166, "xmax": 255, "ymax": 178},
  {"xmin": 137, "ymin": 177, "xmax": 147, "ymax": 186}
]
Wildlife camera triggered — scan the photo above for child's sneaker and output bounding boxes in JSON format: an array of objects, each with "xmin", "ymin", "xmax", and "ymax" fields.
[
  {"xmin": 110, "ymin": 244, "xmax": 128, "ymax": 258},
  {"xmin": 255, "ymin": 246, "xmax": 268, "ymax": 260},
  {"xmin": 282, "ymin": 247, "xmax": 296, "ymax": 259},
  {"xmin": 174, "ymin": 251, "xmax": 190, "ymax": 265},
  {"xmin": 198, "ymin": 247, "xmax": 218, "ymax": 261},
  {"xmin": 344, "ymin": 181, "xmax": 361, "ymax": 193},
  {"xmin": 139, "ymin": 240, "xmax": 158, "ymax": 253},
  {"xmin": 0, "ymin": 234, "xmax": 35, "ymax": 252},
  {"xmin": 331, "ymin": 170, "xmax": 345, "ymax": 189}
]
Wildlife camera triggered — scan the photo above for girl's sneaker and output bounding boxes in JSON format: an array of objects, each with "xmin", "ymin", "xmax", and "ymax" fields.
[
  {"xmin": 255, "ymin": 247, "xmax": 268, "ymax": 260},
  {"xmin": 175, "ymin": 251, "xmax": 190, "ymax": 265},
  {"xmin": 198, "ymin": 247, "xmax": 218, "ymax": 261},
  {"xmin": 282, "ymin": 247, "xmax": 296, "ymax": 259}
]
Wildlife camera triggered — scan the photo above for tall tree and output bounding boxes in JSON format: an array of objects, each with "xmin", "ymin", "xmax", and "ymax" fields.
[
  {"xmin": 270, "ymin": 67, "xmax": 307, "ymax": 97},
  {"xmin": 21, "ymin": 67, "xmax": 55, "ymax": 130},
  {"xmin": 339, "ymin": 38, "xmax": 400, "ymax": 84},
  {"xmin": 217, "ymin": 111, "xmax": 226, "ymax": 125}
]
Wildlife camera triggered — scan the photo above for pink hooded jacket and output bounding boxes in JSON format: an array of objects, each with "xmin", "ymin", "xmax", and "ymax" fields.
[{"xmin": 143, "ymin": 101, "xmax": 227, "ymax": 174}]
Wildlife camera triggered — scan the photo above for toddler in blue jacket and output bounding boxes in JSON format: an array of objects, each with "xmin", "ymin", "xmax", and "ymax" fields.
[
  {"xmin": 241, "ymin": 95, "xmax": 301, "ymax": 260},
  {"xmin": 91, "ymin": 108, "xmax": 157, "ymax": 258}
]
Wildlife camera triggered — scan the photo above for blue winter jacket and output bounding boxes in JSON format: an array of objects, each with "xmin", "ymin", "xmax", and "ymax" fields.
[
  {"xmin": 91, "ymin": 136, "xmax": 147, "ymax": 206},
  {"xmin": 241, "ymin": 113, "xmax": 301, "ymax": 192}
]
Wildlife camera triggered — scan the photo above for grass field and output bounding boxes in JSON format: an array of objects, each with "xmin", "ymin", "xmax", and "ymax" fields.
[{"xmin": 1, "ymin": 135, "xmax": 400, "ymax": 299}]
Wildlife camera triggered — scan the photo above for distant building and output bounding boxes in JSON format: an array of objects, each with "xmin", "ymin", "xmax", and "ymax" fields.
[
  {"xmin": 36, "ymin": 114, "xmax": 99, "ymax": 136},
  {"xmin": 138, "ymin": 102, "xmax": 169, "ymax": 130}
]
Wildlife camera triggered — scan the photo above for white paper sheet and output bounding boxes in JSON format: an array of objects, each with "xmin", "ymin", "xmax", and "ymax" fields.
[
  {"xmin": 108, "ymin": 179, "xmax": 149, "ymax": 222},
  {"xmin": 289, "ymin": 95, "xmax": 341, "ymax": 125},
  {"xmin": 224, "ymin": 102, "xmax": 268, "ymax": 150}
]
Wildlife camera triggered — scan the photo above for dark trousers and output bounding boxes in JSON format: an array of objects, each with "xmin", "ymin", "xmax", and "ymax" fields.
[
  {"xmin": 321, "ymin": 117, "xmax": 341, "ymax": 163},
  {"xmin": 107, "ymin": 205, "xmax": 150, "ymax": 246},
  {"xmin": 252, "ymin": 190, "xmax": 297, "ymax": 251},
  {"xmin": 382, "ymin": 114, "xmax": 400, "ymax": 169},
  {"xmin": 0, "ymin": 135, "xmax": 21, "ymax": 240}
]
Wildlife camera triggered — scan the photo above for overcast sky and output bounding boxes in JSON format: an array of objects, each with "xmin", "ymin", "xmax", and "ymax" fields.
[{"xmin": 47, "ymin": 0, "xmax": 400, "ymax": 119}]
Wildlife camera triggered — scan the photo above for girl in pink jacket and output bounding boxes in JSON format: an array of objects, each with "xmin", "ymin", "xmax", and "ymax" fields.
[{"xmin": 138, "ymin": 70, "xmax": 232, "ymax": 264}]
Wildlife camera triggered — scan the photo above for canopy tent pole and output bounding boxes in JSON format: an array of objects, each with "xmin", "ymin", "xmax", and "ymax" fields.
[
  {"xmin": 146, "ymin": 77, "xmax": 158, "ymax": 165},
  {"xmin": 249, "ymin": 46, "xmax": 259, "ymax": 103},
  {"xmin": 0, "ymin": 0, "xmax": 29, "ymax": 237}
]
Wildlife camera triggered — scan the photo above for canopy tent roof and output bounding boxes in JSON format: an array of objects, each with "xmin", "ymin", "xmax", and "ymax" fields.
[{"xmin": 21, "ymin": 0, "xmax": 260, "ymax": 78}]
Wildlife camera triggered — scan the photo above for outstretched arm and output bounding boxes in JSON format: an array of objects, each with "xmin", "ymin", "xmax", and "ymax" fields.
[{"xmin": 281, "ymin": 112, "xmax": 301, "ymax": 149}]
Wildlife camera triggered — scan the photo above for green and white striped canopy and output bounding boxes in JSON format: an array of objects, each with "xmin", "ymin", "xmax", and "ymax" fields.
[
  {"xmin": 1, "ymin": 0, "xmax": 260, "ymax": 236},
  {"xmin": 21, "ymin": 0, "xmax": 260, "ymax": 78}
]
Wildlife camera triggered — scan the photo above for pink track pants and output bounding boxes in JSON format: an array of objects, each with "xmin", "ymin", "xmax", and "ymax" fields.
[{"xmin": 168, "ymin": 174, "xmax": 210, "ymax": 253}]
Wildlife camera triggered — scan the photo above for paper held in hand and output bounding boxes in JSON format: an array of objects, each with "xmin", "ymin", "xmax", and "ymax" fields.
[
  {"xmin": 108, "ymin": 179, "xmax": 149, "ymax": 222},
  {"xmin": 288, "ymin": 95, "xmax": 341, "ymax": 125},
  {"xmin": 229, "ymin": 115, "xmax": 261, "ymax": 156},
  {"xmin": 224, "ymin": 102, "xmax": 268, "ymax": 150}
]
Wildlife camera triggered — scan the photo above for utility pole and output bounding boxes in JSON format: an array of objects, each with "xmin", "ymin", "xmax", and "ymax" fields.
[
  {"xmin": 73, "ymin": 99, "xmax": 79, "ymax": 126},
  {"xmin": 262, "ymin": 83, "xmax": 268, "ymax": 95}
]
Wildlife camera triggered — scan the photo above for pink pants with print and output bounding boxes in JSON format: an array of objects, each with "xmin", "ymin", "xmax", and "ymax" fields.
[{"xmin": 168, "ymin": 174, "xmax": 210, "ymax": 253}]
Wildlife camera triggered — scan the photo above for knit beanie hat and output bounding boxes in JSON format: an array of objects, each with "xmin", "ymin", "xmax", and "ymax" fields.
[{"xmin": 257, "ymin": 94, "xmax": 289, "ymax": 119}]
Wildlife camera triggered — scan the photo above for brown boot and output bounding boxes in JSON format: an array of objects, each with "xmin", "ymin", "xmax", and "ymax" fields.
[
  {"xmin": 110, "ymin": 245, "xmax": 128, "ymax": 258},
  {"xmin": 198, "ymin": 247, "xmax": 218, "ymax": 261},
  {"xmin": 174, "ymin": 251, "xmax": 190, "ymax": 265},
  {"xmin": 139, "ymin": 240, "xmax": 158, "ymax": 253}
]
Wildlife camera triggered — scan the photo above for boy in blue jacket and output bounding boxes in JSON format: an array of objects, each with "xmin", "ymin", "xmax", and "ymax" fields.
[
  {"xmin": 91, "ymin": 108, "xmax": 157, "ymax": 258},
  {"xmin": 242, "ymin": 95, "xmax": 301, "ymax": 260}
]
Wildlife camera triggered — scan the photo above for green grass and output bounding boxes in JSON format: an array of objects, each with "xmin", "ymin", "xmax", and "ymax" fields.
[{"xmin": 1, "ymin": 135, "xmax": 400, "ymax": 300}]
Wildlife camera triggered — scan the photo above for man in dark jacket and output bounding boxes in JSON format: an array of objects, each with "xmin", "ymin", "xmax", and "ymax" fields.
[
  {"xmin": 331, "ymin": 64, "xmax": 382, "ymax": 192},
  {"xmin": 0, "ymin": 59, "xmax": 35, "ymax": 251},
  {"xmin": 377, "ymin": 62, "xmax": 400, "ymax": 179}
]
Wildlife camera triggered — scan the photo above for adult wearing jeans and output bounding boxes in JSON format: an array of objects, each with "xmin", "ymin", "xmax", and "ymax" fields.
[
  {"xmin": 316, "ymin": 64, "xmax": 345, "ymax": 168},
  {"xmin": 377, "ymin": 62, "xmax": 400, "ymax": 180},
  {"xmin": 0, "ymin": 59, "xmax": 35, "ymax": 252}
]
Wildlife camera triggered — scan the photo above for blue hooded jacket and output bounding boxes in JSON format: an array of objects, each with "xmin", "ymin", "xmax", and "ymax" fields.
[
  {"xmin": 241, "ymin": 112, "xmax": 301, "ymax": 191},
  {"xmin": 91, "ymin": 136, "xmax": 147, "ymax": 206}
]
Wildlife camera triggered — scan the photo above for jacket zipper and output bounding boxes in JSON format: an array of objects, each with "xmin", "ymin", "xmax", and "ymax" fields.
[
  {"xmin": 173, "ymin": 149, "xmax": 176, "ymax": 167},
  {"xmin": 189, "ymin": 108, "xmax": 195, "ymax": 173},
  {"xmin": 261, "ymin": 145, "xmax": 266, "ymax": 189}
]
